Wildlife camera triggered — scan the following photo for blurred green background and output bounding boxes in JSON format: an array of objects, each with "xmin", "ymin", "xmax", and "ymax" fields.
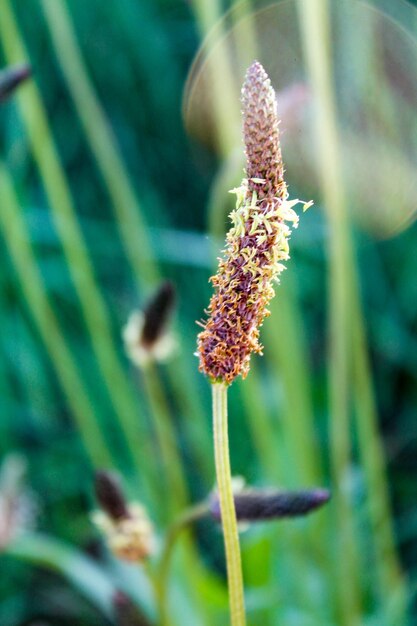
[{"xmin": 1, "ymin": 0, "xmax": 417, "ymax": 624}]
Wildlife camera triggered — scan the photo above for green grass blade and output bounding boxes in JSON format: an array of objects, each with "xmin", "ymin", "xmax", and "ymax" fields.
[
  {"xmin": 0, "ymin": 162, "xmax": 113, "ymax": 467},
  {"xmin": 296, "ymin": 1, "xmax": 362, "ymax": 622},
  {"xmin": 40, "ymin": 0, "xmax": 159, "ymax": 289},
  {"xmin": 0, "ymin": 0, "xmax": 156, "ymax": 488}
]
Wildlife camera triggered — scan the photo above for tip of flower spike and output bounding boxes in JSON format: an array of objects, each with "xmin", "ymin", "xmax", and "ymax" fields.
[
  {"xmin": 245, "ymin": 60, "xmax": 268, "ymax": 79},
  {"xmin": 242, "ymin": 61, "xmax": 271, "ymax": 103}
]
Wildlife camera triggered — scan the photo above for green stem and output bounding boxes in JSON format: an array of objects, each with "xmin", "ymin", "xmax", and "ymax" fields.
[
  {"xmin": 154, "ymin": 502, "xmax": 208, "ymax": 626},
  {"xmin": 188, "ymin": 0, "xmax": 240, "ymax": 156},
  {"xmin": 142, "ymin": 362, "xmax": 188, "ymax": 518},
  {"xmin": 143, "ymin": 364, "xmax": 212, "ymax": 626},
  {"xmin": 352, "ymin": 307, "xmax": 407, "ymax": 622},
  {"xmin": 296, "ymin": 2, "xmax": 362, "ymax": 623},
  {"xmin": 238, "ymin": 366, "xmax": 283, "ymax": 483},
  {"xmin": 212, "ymin": 382, "xmax": 246, "ymax": 626}
]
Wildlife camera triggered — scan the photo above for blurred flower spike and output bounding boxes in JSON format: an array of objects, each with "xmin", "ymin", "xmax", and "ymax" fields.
[
  {"xmin": 197, "ymin": 61, "xmax": 312, "ymax": 385},
  {"xmin": 113, "ymin": 591, "xmax": 152, "ymax": 626},
  {"xmin": 92, "ymin": 471, "xmax": 155, "ymax": 563},
  {"xmin": 210, "ymin": 487, "xmax": 330, "ymax": 523},
  {"xmin": 0, "ymin": 454, "xmax": 36, "ymax": 549},
  {"xmin": 0, "ymin": 63, "xmax": 31, "ymax": 103},
  {"xmin": 123, "ymin": 281, "xmax": 177, "ymax": 367}
]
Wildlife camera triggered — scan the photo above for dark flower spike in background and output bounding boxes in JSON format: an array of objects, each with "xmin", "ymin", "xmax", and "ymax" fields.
[
  {"xmin": 210, "ymin": 488, "xmax": 331, "ymax": 523},
  {"xmin": 113, "ymin": 591, "xmax": 153, "ymax": 626},
  {"xmin": 0, "ymin": 63, "xmax": 31, "ymax": 102},
  {"xmin": 123, "ymin": 281, "xmax": 177, "ymax": 366},
  {"xmin": 197, "ymin": 61, "xmax": 311, "ymax": 385},
  {"xmin": 142, "ymin": 281, "xmax": 176, "ymax": 348},
  {"xmin": 94, "ymin": 470, "xmax": 129, "ymax": 521},
  {"xmin": 92, "ymin": 470, "xmax": 155, "ymax": 563}
]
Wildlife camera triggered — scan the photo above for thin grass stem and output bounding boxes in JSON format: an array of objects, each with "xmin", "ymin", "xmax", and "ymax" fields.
[
  {"xmin": 0, "ymin": 0, "xmax": 155, "ymax": 491},
  {"xmin": 40, "ymin": 0, "xmax": 159, "ymax": 288},
  {"xmin": 40, "ymin": 0, "xmax": 217, "ymax": 502},
  {"xmin": 142, "ymin": 363, "xmax": 212, "ymax": 626},
  {"xmin": 352, "ymin": 306, "xmax": 407, "ymax": 622},
  {"xmin": 142, "ymin": 362, "xmax": 188, "ymax": 517},
  {"xmin": 154, "ymin": 502, "xmax": 209, "ymax": 626},
  {"xmin": 189, "ymin": 0, "xmax": 240, "ymax": 155},
  {"xmin": 266, "ymin": 281, "xmax": 322, "ymax": 486},
  {"xmin": 0, "ymin": 162, "xmax": 113, "ymax": 468},
  {"xmin": 296, "ymin": 1, "xmax": 362, "ymax": 623}
]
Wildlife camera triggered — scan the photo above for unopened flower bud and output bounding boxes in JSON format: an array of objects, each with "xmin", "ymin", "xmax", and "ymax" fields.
[
  {"xmin": 197, "ymin": 61, "xmax": 311, "ymax": 384},
  {"xmin": 123, "ymin": 281, "xmax": 177, "ymax": 366},
  {"xmin": 0, "ymin": 64, "xmax": 31, "ymax": 102},
  {"xmin": 210, "ymin": 487, "xmax": 330, "ymax": 523},
  {"xmin": 92, "ymin": 471, "xmax": 155, "ymax": 563}
]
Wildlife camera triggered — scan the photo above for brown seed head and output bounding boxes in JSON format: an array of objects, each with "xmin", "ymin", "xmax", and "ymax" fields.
[{"xmin": 197, "ymin": 61, "xmax": 310, "ymax": 384}]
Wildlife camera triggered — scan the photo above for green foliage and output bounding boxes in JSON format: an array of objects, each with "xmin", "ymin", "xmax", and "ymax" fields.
[{"xmin": 0, "ymin": 0, "xmax": 417, "ymax": 625}]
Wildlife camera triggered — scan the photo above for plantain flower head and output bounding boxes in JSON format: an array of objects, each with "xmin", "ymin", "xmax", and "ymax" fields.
[
  {"xmin": 92, "ymin": 471, "xmax": 155, "ymax": 563},
  {"xmin": 197, "ymin": 61, "xmax": 311, "ymax": 384},
  {"xmin": 123, "ymin": 281, "xmax": 177, "ymax": 367},
  {"xmin": 210, "ymin": 487, "xmax": 330, "ymax": 523}
]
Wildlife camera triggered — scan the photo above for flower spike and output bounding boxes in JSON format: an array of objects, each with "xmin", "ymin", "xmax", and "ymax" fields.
[
  {"xmin": 197, "ymin": 61, "xmax": 311, "ymax": 384},
  {"xmin": 92, "ymin": 470, "xmax": 155, "ymax": 563},
  {"xmin": 123, "ymin": 281, "xmax": 177, "ymax": 366},
  {"xmin": 210, "ymin": 487, "xmax": 331, "ymax": 523}
]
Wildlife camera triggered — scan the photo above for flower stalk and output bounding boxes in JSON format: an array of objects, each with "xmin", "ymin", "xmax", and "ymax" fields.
[
  {"xmin": 212, "ymin": 382, "xmax": 245, "ymax": 626},
  {"xmin": 155, "ymin": 501, "xmax": 209, "ymax": 626}
]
